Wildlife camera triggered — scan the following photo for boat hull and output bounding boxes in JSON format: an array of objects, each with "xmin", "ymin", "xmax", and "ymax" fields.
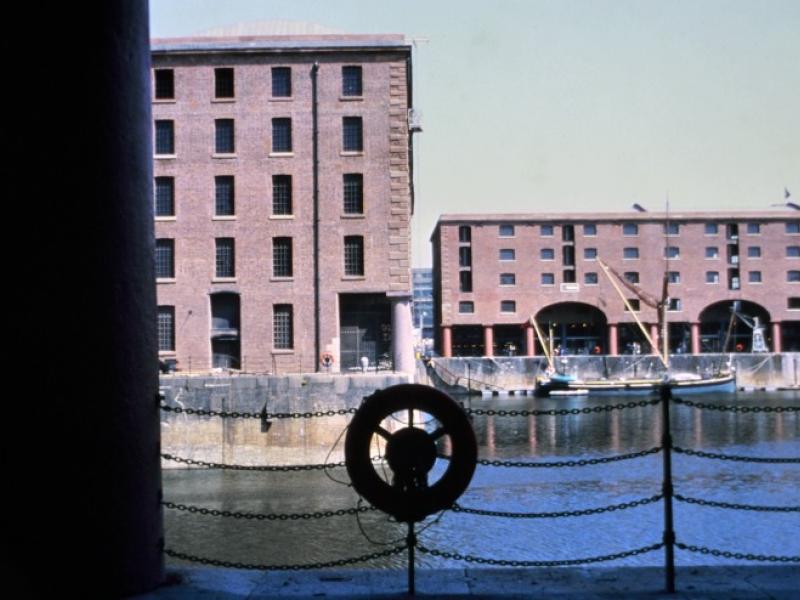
[{"xmin": 535, "ymin": 374, "xmax": 736, "ymax": 397}]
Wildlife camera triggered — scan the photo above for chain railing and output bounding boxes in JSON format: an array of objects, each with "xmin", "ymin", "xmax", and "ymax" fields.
[{"xmin": 159, "ymin": 385, "xmax": 800, "ymax": 587}]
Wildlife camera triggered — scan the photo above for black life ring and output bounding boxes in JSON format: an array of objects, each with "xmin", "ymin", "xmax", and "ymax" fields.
[
  {"xmin": 345, "ymin": 383, "xmax": 477, "ymax": 523},
  {"xmin": 320, "ymin": 352, "xmax": 334, "ymax": 367}
]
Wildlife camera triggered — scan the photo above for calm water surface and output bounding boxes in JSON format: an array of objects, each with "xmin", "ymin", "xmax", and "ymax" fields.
[{"xmin": 163, "ymin": 391, "xmax": 800, "ymax": 569}]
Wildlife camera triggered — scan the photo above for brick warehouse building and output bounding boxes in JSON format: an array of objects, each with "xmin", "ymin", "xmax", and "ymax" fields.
[
  {"xmin": 431, "ymin": 210, "xmax": 800, "ymax": 358},
  {"xmin": 152, "ymin": 33, "xmax": 417, "ymax": 374}
]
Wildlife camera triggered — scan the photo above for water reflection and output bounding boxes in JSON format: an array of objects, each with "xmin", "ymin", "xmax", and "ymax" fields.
[{"xmin": 163, "ymin": 391, "xmax": 799, "ymax": 569}]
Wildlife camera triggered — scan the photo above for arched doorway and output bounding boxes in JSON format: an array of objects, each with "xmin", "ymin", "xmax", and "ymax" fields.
[
  {"xmin": 535, "ymin": 302, "xmax": 608, "ymax": 355},
  {"xmin": 699, "ymin": 300, "xmax": 771, "ymax": 353}
]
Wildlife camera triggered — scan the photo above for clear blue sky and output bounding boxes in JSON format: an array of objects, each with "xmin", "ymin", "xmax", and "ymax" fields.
[{"xmin": 150, "ymin": 0, "xmax": 800, "ymax": 267}]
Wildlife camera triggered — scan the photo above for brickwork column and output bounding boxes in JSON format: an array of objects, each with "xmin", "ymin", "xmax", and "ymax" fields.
[
  {"xmin": 608, "ymin": 323, "xmax": 618, "ymax": 356},
  {"xmin": 442, "ymin": 325, "xmax": 452, "ymax": 358},
  {"xmin": 484, "ymin": 325, "xmax": 494, "ymax": 357},
  {"xmin": 691, "ymin": 322, "xmax": 701, "ymax": 355},
  {"xmin": 772, "ymin": 321, "xmax": 782, "ymax": 353},
  {"xmin": 525, "ymin": 324, "xmax": 536, "ymax": 356}
]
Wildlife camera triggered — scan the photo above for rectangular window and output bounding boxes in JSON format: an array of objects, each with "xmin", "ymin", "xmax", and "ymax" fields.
[
  {"xmin": 344, "ymin": 236, "xmax": 364, "ymax": 276},
  {"xmin": 747, "ymin": 246, "xmax": 761, "ymax": 258},
  {"xmin": 343, "ymin": 117, "xmax": 363, "ymax": 152},
  {"xmin": 583, "ymin": 223, "xmax": 597, "ymax": 236},
  {"xmin": 748, "ymin": 271, "xmax": 762, "ymax": 283},
  {"xmin": 272, "ymin": 118, "xmax": 292, "ymax": 153},
  {"xmin": 273, "ymin": 304, "xmax": 294, "ymax": 350},
  {"xmin": 665, "ymin": 246, "xmax": 680, "ymax": 259},
  {"xmin": 154, "ymin": 69, "xmax": 174, "ymax": 99},
  {"xmin": 540, "ymin": 248, "xmax": 554, "ymax": 260},
  {"xmin": 271, "ymin": 67, "xmax": 291, "ymax": 97},
  {"xmin": 625, "ymin": 299, "xmax": 641, "ymax": 312},
  {"xmin": 624, "ymin": 271, "xmax": 639, "ymax": 284},
  {"xmin": 214, "ymin": 68, "xmax": 234, "ymax": 98},
  {"xmin": 499, "ymin": 248, "xmax": 515, "ymax": 261},
  {"xmin": 541, "ymin": 273, "xmax": 554, "ymax": 285},
  {"xmin": 459, "ymin": 270, "xmax": 473, "ymax": 292},
  {"xmin": 787, "ymin": 222, "xmax": 800, "ymax": 234},
  {"xmin": 215, "ymin": 119, "xmax": 235, "ymax": 153},
  {"xmin": 215, "ymin": 238, "xmax": 235, "ymax": 278},
  {"xmin": 667, "ymin": 298, "xmax": 682, "ymax": 311},
  {"xmin": 155, "ymin": 239, "xmax": 174, "ymax": 279},
  {"xmin": 704, "ymin": 223, "xmax": 718, "ymax": 235},
  {"xmin": 705, "ymin": 246, "xmax": 719, "ymax": 259},
  {"xmin": 342, "ymin": 66, "xmax": 363, "ymax": 96},
  {"xmin": 562, "ymin": 224, "xmax": 575, "ymax": 242},
  {"xmin": 459, "ymin": 246, "xmax": 472, "ymax": 267},
  {"xmin": 500, "ymin": 300, "xmax": 516, "ymax": 313},
  {"xmin": 563, "ymin": 246, "xmax": 576, "ymax": 266},
  {"xmin": 540, "ymin": 224, "xmax": 554, "ymax": 236},
  {"xmin": 272, "ymin": 175, "xmax": 292, "ymax": 215},
  {"xmin": 343, "ymin": 174, "xmax": 364, "ymax": 214},
  {"xmin": 788, "ymin": 270, "xmax": 800, "ymax": 282},
  {"xmin": 665, "ymin": 222, "xmax": 680, "ymax": 235},
  {"xmin": 154, "ymin": 176, "xmax": 175, "ymax": 217},
  {"xmin": 499, "ymin": 224, "xmax": 515, "ymax": 237},
  {"xmin": 157, "ymin": 306, "xmax": 175, "ymax": 351},
  {"xmin": 272, "ymin": 237, "xmax": 293, "ymax": 278},
  {"xmin": 623, "ymin": 247, "xmax": 639, "ymax": 259},
  {"xmin": 787, "ymin": 246, "xmax": 800, "ymax": 258},
  {"xmin": 500, "ymin": 273, "xmax": 516, "ymax": 286},
  {"xmin": 583, "ymin": 247, "xmax": 597, "ymax": 260},
  {"xmin": 706, "ymin": 271, "xmax": 719, "ymax": 284},
  {"xmin": 214, "ymin": 176, "xmax": 234, "ymax": 216},
  {"xmin": 562, "ymin": 269, "xmax": 576, "ymax": 283},
  {"xmin": 459, "ymin": 226, "xmax": 471, "ymax": 243},
  {"xmin": 667, "ymin": 271, "xmax": 681, "ymax": 284},
  {"xmin": 155, "ymin": 120, "xmax": 174, "ymax": 155},
  {"xmin": 623, "ymin": 223, "xmax": 638, "ymax": 236},
  {"xmin": 584, "ymin": 272, "xmax": 598, "ymax": 284},
  {"xmin": 458, "ymin": 301, "xmax": 474, "ymax": 313},
  {"xmin": 746, "ymin": 222, "xmax": 761, "ymax": 235},
  {"xmin": 789, "ymin": 297, "xmax": 800, "ymax": 310}
]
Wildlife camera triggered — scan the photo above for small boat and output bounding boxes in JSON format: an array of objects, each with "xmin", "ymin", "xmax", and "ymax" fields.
[{"xmin": 534, "ymin": 371, "xmax": 736, "ymax": 397}]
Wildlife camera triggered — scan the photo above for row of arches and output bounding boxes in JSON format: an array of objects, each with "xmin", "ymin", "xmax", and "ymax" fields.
[{"xmin": 446, "ymin": 300, "xmax": 799, "ymax": 357}]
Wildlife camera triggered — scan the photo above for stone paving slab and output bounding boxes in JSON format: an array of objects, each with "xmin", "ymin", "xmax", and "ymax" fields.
[{"xmin": 129, "ymin": 566, "xmax": 800, "ymax": 599}]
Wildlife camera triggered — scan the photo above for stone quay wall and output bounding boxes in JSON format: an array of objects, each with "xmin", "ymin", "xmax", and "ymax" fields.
[{"xmin": 159, "ymin": 372, "xmax": 410, "ymax": 469}]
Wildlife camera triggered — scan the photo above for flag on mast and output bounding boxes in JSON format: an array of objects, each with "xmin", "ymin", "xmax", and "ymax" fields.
[{"xmin": 786, "ymin": 187, "xmax": 792, "ymax": 199}]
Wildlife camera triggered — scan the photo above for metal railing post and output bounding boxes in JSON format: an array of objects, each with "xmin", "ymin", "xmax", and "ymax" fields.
[{"xmin": 660, "ymin": 383, "xmax": 676, "ymax": 593}]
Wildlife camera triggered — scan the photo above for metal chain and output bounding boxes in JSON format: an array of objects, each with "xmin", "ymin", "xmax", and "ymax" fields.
[
  {"xmin": 674, "ymin": 494, "xmax": 800, "ymax": 512},
  {"xmin": 417, "ymin": 542, "xmax": 664, "ymax": 567},
  {"xmin": 672, "ymin": 397, "xmax": 800, "ymax": 413},
  {"xmin": 473, "ymin": 446, "xmax": 662, "ymax": 468},
  {"xmin": 466, "ymin": 398, "xmax": 660, "ymax": 418},
  {"xmin": 160, "ymin": 404, "xmax": 357, "ymax": 419},
  {"xmin": 165, "ymin": 545, "xmax": 407, "ymax": 571},
  {"xmin": 452, "ymin": 494, "xmax": 664, "ymax": 519},
  {"xmin": 162, "ymin": 501, "xmax": 377, "ymax": 521},
  {"xmin": 675, "ymin": 542, "xmax": 800, "ymax": 563},
  {"xmin": 161, "ymin": 453, "xmax": 347, "ymax": 471},
  {"xmin": 673, "ymin": 446, "xmax": 800, "ymax": 464}
]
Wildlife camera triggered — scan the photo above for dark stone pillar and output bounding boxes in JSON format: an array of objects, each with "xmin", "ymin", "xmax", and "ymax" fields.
[{"xmin": 5, "ymin": 1, "xmax": 163, "ymax": 595}]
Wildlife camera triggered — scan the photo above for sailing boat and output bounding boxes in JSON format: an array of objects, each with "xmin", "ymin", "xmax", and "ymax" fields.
[{"xmin": 534, "ymin": 215, "xmax": 736, "ymax": 397}]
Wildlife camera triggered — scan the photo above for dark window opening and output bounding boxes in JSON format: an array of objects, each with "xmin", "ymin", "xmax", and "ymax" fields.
[
  {"xmin": 458, "ymin": 226, "xmax": 471, "ymax": 243},
  {"xmin": 214, "ymin": 176, "xmax": 234, "ymax": 216},
  {"xmin": 273, "ymin": 304, "xmax": 294, "ymax": 349},
  {"xmin": 342, "ymin": 66, "xmax": 363, "ymax": 96},
  {"xmin": 343, "ymin": 117, "xmax": 363, "ymax": 152},
  {"xmin": 155, "ymin": 239, "xmax": 174, "ymax": 278},
  {"xmin": 214, "ymin": 68, "xmax": 234, "ymax": 98},
  {"xmin": 215, "ymin": 119, "xmax": 235, "ymax": 153},
  {"xmin": 155, "ymin": 176, "xmax": 174, "ymax": 216},
  {"xmin": 272, "ymin": 175, "xmax": 292, "ymax": 215},
  {"xmin": 157, "ymin": 306, "xmax": 175, "ymax": 351},
  {"xmin": 343, "ymin": 174, "xmax": 364, "ymax": 214},
  {"xmin": 155, "ymin": 120, "xmax": 174, "ymax": 154},
  {"xmin": 272, "ymin": 118, "xmax": 292, "ymax": 153},
  {"xmin": 271, "ymin": 67, "xmax": 291, "ymax": 97},
  {"xmin": 154, "ymin": 69, "xmax": 174, "ymax": 99},
  {"xmin": 273, "ymin": 237, "xmax": 293, "ymax": 277},
  {"xmin": 215, "ymin": 238, "xmax": 235, "ymax": 278},
  {"xmin": 459, "ymin": 270, "xmax": 472, "ymax": 292},
  {"xmin": 344, "ymin": 236, "xmax": 364, "ymax": 276}
]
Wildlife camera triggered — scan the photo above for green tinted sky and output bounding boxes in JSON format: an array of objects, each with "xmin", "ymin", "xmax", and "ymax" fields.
[{"xmin": 150, "ymin": 0, "xmax": 800, "ymax": 266}]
